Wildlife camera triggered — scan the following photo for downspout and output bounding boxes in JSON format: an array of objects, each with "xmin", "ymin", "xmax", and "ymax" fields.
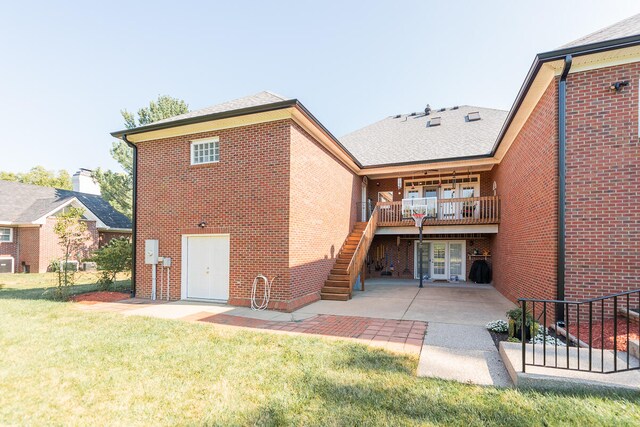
[
  {"xmin": 557, "ymin": 55, "xmax": 572, "ymax": 322},
  {"xmin": 123, "ymin": 134, "xmax": 137, "ymax": 298}
]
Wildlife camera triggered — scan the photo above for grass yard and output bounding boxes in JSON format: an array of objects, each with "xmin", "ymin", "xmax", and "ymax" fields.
[
  {"xmin": 0, "ymin": 278, "xmax": 639, "ymax": 425},
  {"xmin": 0, "ymin": 272, "xmax": 130, "ymax": 300}
]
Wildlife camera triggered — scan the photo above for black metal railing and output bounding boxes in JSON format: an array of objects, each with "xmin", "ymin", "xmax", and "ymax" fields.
[{"xmin": 519, "ymin": 289, "xmax": 640, "ymax": 374}]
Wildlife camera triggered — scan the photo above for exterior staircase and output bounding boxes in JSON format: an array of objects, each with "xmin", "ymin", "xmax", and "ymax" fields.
[{"xmin": 320, "ymin": 222, "xmax": 368, "ymax": 301}]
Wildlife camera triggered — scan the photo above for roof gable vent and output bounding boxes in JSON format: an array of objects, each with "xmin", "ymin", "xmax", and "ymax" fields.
[
  {"xmin": 467, "ymin": 111, "xmax": 481, "ymax": 122},
  {"xmin": 428, "ymin": 117, "xmax": 441, "ymax": 127}
]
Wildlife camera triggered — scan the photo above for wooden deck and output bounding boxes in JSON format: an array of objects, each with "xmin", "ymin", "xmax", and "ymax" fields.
[{"xmin": 376, "ymin": 196, "xmax": 500, "ymax": 226}]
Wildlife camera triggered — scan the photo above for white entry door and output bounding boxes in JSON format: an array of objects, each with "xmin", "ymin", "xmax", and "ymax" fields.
[
  {"xmin": 184, "ymin": 235, "xmax": 230, "ymax": 301},
  {"xmin": 430, "ymin": 242, "xmax": 448, "ymax": 280}
]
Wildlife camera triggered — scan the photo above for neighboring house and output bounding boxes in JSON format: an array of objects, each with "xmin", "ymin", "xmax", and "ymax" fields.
[
  {"xmin": 112, "ymin": 15, "xmax": 640, "ymax": 313},
  {"xmin": 0, "ymin": 172, "xmax": 131, "ymax": 273}
]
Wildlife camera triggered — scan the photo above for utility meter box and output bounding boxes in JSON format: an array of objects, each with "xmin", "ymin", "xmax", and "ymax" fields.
[
  {"xmin": 145, "ymin": 240, "xmax": 159, "ymax": 264},
  {"xmin": 162, "ymin": 257, "xmax": 172, "ymax": 267}
]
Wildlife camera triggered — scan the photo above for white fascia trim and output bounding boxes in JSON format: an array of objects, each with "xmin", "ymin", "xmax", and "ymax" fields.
[
  {"xmin": 32, "ymin": 198, "xmax": 108, "ymax": 229},
  {"xmin": 376, "ymin": 224, "xmax": 499, "ymax": 235},
  {"xmin": 97, "ymin": 228, "xmax": 132, "ymax": 233}
]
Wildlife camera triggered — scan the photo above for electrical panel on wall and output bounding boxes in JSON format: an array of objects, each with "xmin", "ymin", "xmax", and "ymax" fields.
[{"xmin": 145, "ymin": 240, "xmax": 159, "ymax": 264}]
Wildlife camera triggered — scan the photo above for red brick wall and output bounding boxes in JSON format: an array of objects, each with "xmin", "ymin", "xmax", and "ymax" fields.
[
  {"xmin": 565, "ymin": 63, "xmax": 640, "ymax": 303},
  {"xmin": 135, "ymin": 120, "xmax": 292, "ymax": 306},
  {"xmin": 490, "ymin": 81, "xmax": 558, "ymax": 304},
  {"xmin": 288, "ymin": 123, "xmax": 360, "ymax": 304},
  {"xmin": 98, "ymin": 231, "xmax": 132, "ymax": 247},
  {"xmin": 17, "ymin": 227, "xmax": 39, "ymax": 273},
  {"xmin": 0, "ymin": 227, "xmax": 17, "ymax": 273},
  {"xmin": 38, "ymin": 218, "xmax": 98, "ymax": 272}
]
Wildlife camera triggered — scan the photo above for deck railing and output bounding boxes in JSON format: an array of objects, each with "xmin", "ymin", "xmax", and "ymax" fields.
[
  {"xmin": 375, "ymin": 196, "xmax": 500, "ymax": 226},
  {"xmin": 519, "ymin": 289, "xmax": 640, "ymax": 374},
  {"xmin": 346, "ymin": 206, "xmax": 379, "ymax": 294}
]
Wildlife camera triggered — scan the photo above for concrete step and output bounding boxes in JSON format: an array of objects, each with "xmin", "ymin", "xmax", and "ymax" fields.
[
  {"xmin": 321, "ymin": 292, "xmax": 350, "ymax": 301},
  {"xmin": 321, "ymin": 286, "xmax": 350, "ymax": 294}
]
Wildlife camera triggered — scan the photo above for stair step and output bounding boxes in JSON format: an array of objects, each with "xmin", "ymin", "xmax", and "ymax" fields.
[
  {"xmin": 321, "ymin": 286, "xmax": 350, "ymax": 294},
  {"xmin": 324, "ymin": 279, "xmax": 349, "ymax": 287},
  {"xmin": 328, "ymin": 273, "xmax": 349, "ymax": 281},
  {"xmin": 335, "ymin": 259, "xmax": 351, "ymax": 264},
  {"xmin": 321, "ymin": 292, "xmax": 350, "ymax": 301},
  {"xmin": 330, "ymin": 269, "xmax": 348, "ymax": 275}
]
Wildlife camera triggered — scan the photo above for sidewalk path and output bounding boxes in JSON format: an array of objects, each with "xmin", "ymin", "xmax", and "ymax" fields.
[{"xmin": 418, "ymin": 322, "xmax": 512, "ymax": 387}]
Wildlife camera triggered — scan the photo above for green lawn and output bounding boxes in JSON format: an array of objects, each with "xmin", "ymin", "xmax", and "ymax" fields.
[
  {"xmin": 0, "ymin": 272, "xmax": 130, "ymax": 300},
  {"xmin": 0, "ymin": 277, "xmax": 639, "ymax": 425}
]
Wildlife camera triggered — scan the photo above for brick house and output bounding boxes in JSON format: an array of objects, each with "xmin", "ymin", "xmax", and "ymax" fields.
[
  {"xmin": 112, "ymin": 15, "xmax": 640, "ymax": 313},
  {"xmin": 0, "ymin": 175, "xmax": 131, "ymax": 273}
]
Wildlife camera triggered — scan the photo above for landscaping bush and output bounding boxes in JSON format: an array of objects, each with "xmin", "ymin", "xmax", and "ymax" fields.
[
  {"xmin": 506, "ymin": 307, "xmax": 537, "ymax": 340},
  {"xmin": 92, "ymin": 237, "xmax": 132, "ymax": 290},
  {"xmin": 485, "ymin": 319, "xmax": 508, "ymax": 333}
]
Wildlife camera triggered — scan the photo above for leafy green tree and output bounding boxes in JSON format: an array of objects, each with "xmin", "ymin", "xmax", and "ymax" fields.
[
  {"xmin": 52, "ymin": 207, "xmax": 89, "ymax": 300},
  {"xmin": 0, "ymin": 166, "xmax": 72, "ymax": 190},
  {"xmin": 93, "ymin": 95, "xmax": 189, "ymax": 218}
]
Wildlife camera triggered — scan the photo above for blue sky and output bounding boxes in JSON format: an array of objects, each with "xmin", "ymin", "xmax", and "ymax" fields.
[{"xmin": 2, "ymin": 1, "xmax": 640, "ymax": 173}]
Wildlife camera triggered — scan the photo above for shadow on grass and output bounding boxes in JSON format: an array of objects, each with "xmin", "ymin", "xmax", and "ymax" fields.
[
  {"xmin": 0, "ymin": 280, "xmax": 130, "ymax": 301},
  {"xmin": 282, "ymin": 370, "xmax": 640, "ymax": 426}
]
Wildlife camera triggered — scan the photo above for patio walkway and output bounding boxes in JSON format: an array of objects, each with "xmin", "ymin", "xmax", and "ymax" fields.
[{"xmin": 76, "ymin": 280, "xmax": 516, "ymax": 384}]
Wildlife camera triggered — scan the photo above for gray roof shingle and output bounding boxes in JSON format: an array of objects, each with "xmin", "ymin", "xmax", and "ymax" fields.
[
  {"xmin": 0, "ymin": 180, "xmax": 131, "ymax": 229},
  {"xmin": 151, "ymin": 91, "xmax": 290, "ymax": 126},
  {"xmin": 340, "ymin": 106, "xmax": 508, "ymax": 167},
  {"xmin": 560, "ymin": 13, "xmax": 640, "ymax": 48}
]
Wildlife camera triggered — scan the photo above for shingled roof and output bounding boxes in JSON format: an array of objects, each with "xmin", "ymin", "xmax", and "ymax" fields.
[
  {"xmin": 151, "ymin": 91, "xmax": 290, "ymax": 126},
  {"xmin": 340, "ymin": 106, "xmax": 508, "ymax": 167},
  {"xmin": 0, "ymin": 180, "xmax": 131, "ymax": 230},
  {"xmin": 560, "ymin": 13, "xmax": 640, "ymax": 48}
]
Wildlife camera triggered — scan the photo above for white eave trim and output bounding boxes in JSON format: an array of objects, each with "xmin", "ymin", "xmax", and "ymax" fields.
[{"xmin": 32, "ymin": 197, "xmax": 108, "ymax": 229}]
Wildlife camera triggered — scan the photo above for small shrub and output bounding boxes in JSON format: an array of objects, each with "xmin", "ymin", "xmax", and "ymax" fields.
[
  {"xmin": 485, "ymin": 319, "xmax": 508, "ymax": 333},
  {"xmin": 92, "ymin": 237, "xmax": 132, "ymax": 291},
  {"xmin": 48, "ymin": 260, "xmax": 60, "ymax": 272},
  {"xmin": 530, "ymin": 327, "xmax": 565, "ymax": 346}
]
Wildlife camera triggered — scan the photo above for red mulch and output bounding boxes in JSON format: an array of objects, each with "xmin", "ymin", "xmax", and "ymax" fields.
[
  {"xmin": 575, "ymin": 318, "xmax": 640, "ymax": 352},
  {"xmin": 71, "ymin": 291, "xmax": 130, "ymax": 304}
]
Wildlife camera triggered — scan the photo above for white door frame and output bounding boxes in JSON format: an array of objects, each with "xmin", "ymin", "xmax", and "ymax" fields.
[
  {"xmin": 0, "ymin": 256, "xmax": 14, "ymax": 273},
  {"xmin": 181, "ymin": 233, "xmax": 230, "ymax": 301},
  {"xmin": 413, "ymin": 240, "xmax": 466, "ymax": 281}
]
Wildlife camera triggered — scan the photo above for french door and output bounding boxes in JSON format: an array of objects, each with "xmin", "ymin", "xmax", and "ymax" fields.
[{"xmin": 414, "ymin": 240, "xmax": 466, "ymax": 281}]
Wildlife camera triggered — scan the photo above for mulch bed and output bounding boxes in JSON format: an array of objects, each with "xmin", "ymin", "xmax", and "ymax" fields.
[
  {"xmin": 488, "ymin": 330, "xmax": 508, "ymax": 349},
  {"xmin": 574, "ymin": 318, "xmax": 640, "ymax": 352},
  {"xmin": 71, "ymin": 291, "xmax": 130, "ymax": 304}
]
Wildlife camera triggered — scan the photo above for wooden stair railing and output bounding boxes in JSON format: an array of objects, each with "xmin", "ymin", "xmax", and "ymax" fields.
[
  {"xmin": 320, "ymin": 207, "xmax": 379, "ymax": 301},
  {"xmin": 346, "ymin": 206, "xmax": 379, "ymax": 295}
]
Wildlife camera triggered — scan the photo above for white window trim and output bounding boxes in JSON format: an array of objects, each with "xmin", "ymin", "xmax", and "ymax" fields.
[
  {"xmin": 0, "ymin": 227, "xmax": 13, "ymax": 243},
  {"xmin": 190, "ymin": 137, "xmax": 220, "ymax": 165}
]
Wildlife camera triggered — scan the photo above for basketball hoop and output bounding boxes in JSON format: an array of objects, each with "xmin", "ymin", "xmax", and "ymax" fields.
[{"xmin": 411, "ymin": 213, "xmax": 426, "ymax": 228}]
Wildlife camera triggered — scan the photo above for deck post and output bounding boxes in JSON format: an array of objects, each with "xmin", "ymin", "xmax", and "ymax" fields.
[{"xmin": 360, "ymin": 265, "xmax": 365, "ymax": 291}]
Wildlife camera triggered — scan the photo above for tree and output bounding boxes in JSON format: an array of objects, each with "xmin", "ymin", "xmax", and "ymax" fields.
[
  {"xmin": 53, "ymin": 207, "xmax": 89, "ymax": 300},
  {"xmin": 0, "ymin": 166, "xmax": 72, "ymax": 190},
  {"xmin": 93, "ymin": 95, "xmax": 189, "ymax": 218}
]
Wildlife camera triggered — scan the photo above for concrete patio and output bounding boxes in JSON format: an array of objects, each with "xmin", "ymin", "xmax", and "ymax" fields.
[{"xmin": 297, "ymin": 279, "xmax": 516, "ymax": 325}]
